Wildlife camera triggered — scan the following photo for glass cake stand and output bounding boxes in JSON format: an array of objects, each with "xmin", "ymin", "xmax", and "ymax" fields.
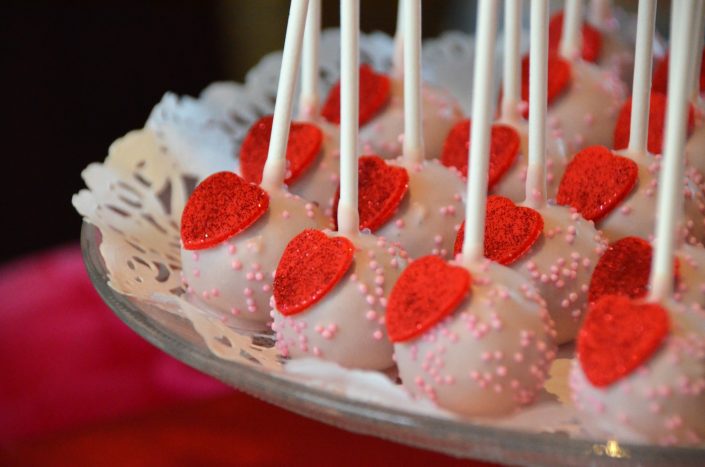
[{"xmin": 81, "ymin": 222, "xmax": 704, "ymax": 466}]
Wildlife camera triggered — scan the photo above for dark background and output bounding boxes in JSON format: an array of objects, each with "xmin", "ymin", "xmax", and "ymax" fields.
[
  {"xmin": 1, "ymin": 0, "xmax": 463, "ymax": 263},
  {"xmin": 1, "ymin": 0, "xmax": 647, "ymax": 263}
]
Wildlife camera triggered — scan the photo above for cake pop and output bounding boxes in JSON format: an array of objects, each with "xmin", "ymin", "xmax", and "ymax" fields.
[
  {"xmin": 271, "ymin": 0, "xmax": 405, "ymax": 370},
  {"xmin": 492, "ymin": 1, "xmax": 625, "ymax": 202},
  {"xmin": 180, "ymin": 0, "xmax": 328, "ymax": 325},
  {"xmin": 557, "ymin": 0, "xmax": 705, "ymax": 246},
  {"xmin": 571, "ymin": 7, "xmax": 705, "ymax": 444},
  {"xmin": 521, "ymin": 0, "xmax": 627, "ymax": 161},
  {"xmin": 239, "ymin": 0, "xmax": 341, "ymax": 217},
  {"xmin": 331, "ymin": 0, "xmax": 466, "ymax": 260},
  {"xmin": 320, "ymin": 1, "xmax": 463, "ymax": 160},
  {"xmin": 390, "ymin": 0, "xmax": 556, "ymax": 417}
]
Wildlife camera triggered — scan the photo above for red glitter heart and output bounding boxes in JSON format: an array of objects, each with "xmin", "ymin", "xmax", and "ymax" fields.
[
  {"xmin": 521, "ymin": 54, "xmax": 572, "ymax": 118},
  {"xmin": 548, "ymin": 11, "xmax": 602, "ymax": 63},
  {"xmin": 578, "ymin": 294, "xmax": 669, "ymax": 387},
  {"xmin": 589, "ymin": 236, "xmax": 681, "ymax": 303},
  {"xmin": 321, "ymin": 64, "xmax": 391, "ymax": 126},
  {"xmin": 240, "ymin": 115, "xmax": 323, "ymax": 185},
  {"xmin": 273, "ymin": 229, "xmax": 355, "ymax": 316},
  {"xmin": 652, "ymin": 48, "xmax": 705, "ymax": 94},
  {"xmin": 386, "ymin": 256, "xmax": 471, "ymax": 343},
  {"xmin": 613, "ymin": 92, "xmax": 695, "ymax": 155},
  {"xmin": 332, "ymin": 156, "xmax": 409, "ymax": 232},
  {"xmin": 440, "ymin": 119, "xmax": 521, "ymax": 189},
  {"xmin": 181, "ymin": 172, "xmax": 269, "ymax": 250},
  {"xmin": 453, "ymin": 196, "xmax": 543, "ymax": 265},
  {"xmin": 556, "ymin": 145, "xmax": 638, "ymax": 222}
]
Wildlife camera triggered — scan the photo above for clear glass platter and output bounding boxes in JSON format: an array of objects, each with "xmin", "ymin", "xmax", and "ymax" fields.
[{"xmin": 81, "ymin": 222, "xmax": 705, "ymax": 466}]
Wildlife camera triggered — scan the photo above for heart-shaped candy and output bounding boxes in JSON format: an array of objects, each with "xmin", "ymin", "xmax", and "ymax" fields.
[
  {"xmin": 386, "ymin": 256, "xmax": 471, "ymax": 342},
  {"xmin": 321, "ymin": 64, "xmax": 391, "ymax": 126},
  {"xmin": 240, "ymin": 115, "xmax": 323, "ymax": 185},
  {"xmin": 440, "ymin": 120, "xmax": 521, "ymax": 189},
  {"xmin": 578, "ymin": 294, "xmax": 670, "ymax": 387},
  {"xmin": 556, "ymin": 145, "xmax": 638, "ymax": 222},
  {"xmin": 181, "ymin": 172, "xmax": 269, "ymax": 250},
  {"xmin": 652, "ymin": 48, "xmax": 705, "ymax": 94},
  {"xmin": 589, "ymin": 236, "xmax": 681, "ymax": 303},
  {"xmin": 521, "ymin": 54, "xmax": 572, "ymax": 119},
  {"xmin": 453, "ymin": 196, "xmax": 543, "ymax": 265},
  {"xmin": 273, "ymin": 229, "xmax": 355, "ymax": 316},
  {"xmin": 332, "ymin": 156, "xmax": 409, "ymax": 232},
  {"xmin": 613, "ymin": 92, "xmax": 695, "ymax": 155},
  {"xmin": 548, "ymin": 11, "xmax": 602, "ymax": 63}
]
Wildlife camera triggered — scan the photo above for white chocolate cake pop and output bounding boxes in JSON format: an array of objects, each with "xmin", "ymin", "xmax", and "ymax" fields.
[
  {"xmin": 272, "ymin": 0, "xmax": 405, "ymax": 370},
  {"xmin": 319, "ymin": 0, "xmax": 463, "ymax": 161},
  {"xmin": 558, "ymin": 1, "xmax": 705, "ymax": 246},
  {"xmin": 390, "ymin": 258, "xmax": 556, "ymax": 416},
  {"xmin": 369, "ymin": 0, "xmax": 465, "ymax": 260},
  {"xmin": 181, "ymin": 0, "xmax": 328, "ymax": 324},
  {"xmin": 493, "ymin": 0, "xmax": 608, "ymax": 344},
  {"xmin": 570, "ymin": 296, "xmax": 705, "ymax": 445},
  {"xmin": 389, "ymin": 0, "xmax": 556, "ymax": 417},
  {"xmin": 271, "ymin": 229, "xmax": 404, "ymax": 368},
  {"xmin": 358, "ymin": 79, "xmax": 463, "ymax": 160}
]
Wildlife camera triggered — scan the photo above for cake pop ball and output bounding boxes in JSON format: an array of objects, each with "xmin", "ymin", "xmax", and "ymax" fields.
[
  {"xmin": 388, "ymin": 256, "xmax": 556, "ymax": 417},
  {"xmin": 570, "ymin": 295, "xmax": 705, "ymax": 445},
  {"xmin": 524, "ymin": 56, "xmax": 627, "ymax": 159},
  {"xmin": 271, "ymin": 229, "xmax": 406, "ymax": 369},
  {"xmin": 557, "ymin": 145, "xmax": 705, "ymax": 246},
  {"xmin": 550, "ymin": 9, "xmax": 636, "ymax": 88},
  {"xmin": 454, "ymin": 197, "xmax": 607, "ymax": 344},
  {"xmin": 240, "ymin": 115, "xmax": 341, "ymax": 216},
  {"xmin": 180, "ymin": 172, "xmax": 329, "ymax": 324},
  {"xmin": 376, "ymin": 158, "xmax": 466, "ymax": 259},
  {"xmin": 321, "ymin": 65, "xmax": 464, "ymax": 160}
]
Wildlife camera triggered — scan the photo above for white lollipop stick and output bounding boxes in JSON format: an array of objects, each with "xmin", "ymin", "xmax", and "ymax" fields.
[
  {"xmin": 500, "ymin": 0, "xmax": 522, "ymax": 122},
  {"xmin": 300, "ymin": 0, "xmax": 321, "ymax": 119},
  {"xmin": 688, "ymin": 1, "xmax": 705, "ymax": 101},
  {"xmin": 403, "ymin": 0, "xmax": 424, "ymax": 165},
  {"xmin": 337, "ymin": 0, "xmax": 361, "ymax": 236},
  {"xmin": 461, "ymin": 0, "xmax": 499, "ymax": 266},
  {"xmin": 649, "ymin": 0, "xmax": 695, "ymax": 302},
  {"xmin": 524, "ymin": 0, "xmax": 549, "ymax": 209},
  {"xmin": 560, "ymin": 0, "xmax": 584, "ymax": 60},
  {"xmin": 627, "ymin": 0, "xmax": 657, "ymax": 156},
  {"xmin": 261, "ymin": 0, "xmax": 310, "ymax": 191},
  {"xmin": 393, "ymin": 0, "xmax": 405, "ymax": 78},
  {"xmin": 588, "ymin": 0, "xmax": 612, "ymax": 27}
]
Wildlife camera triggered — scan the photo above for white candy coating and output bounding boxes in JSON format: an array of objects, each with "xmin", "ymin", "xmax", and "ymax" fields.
[
  {"xmin": 271, "ymin": 232, "xmax": 406, "ymax": 369},
  {"xmin": 181, "ymin": 190, "xmax": 329, "ymax": 324},
  {"xmin": 394, "ymin": 260, "xmax": 556, "ymax": 417},
  {"xmin": 288, "ymin": 121, "xmax": 341, "ymax": 217},
  {"xmin": 570, "ymin": 300, "xmax": 705, "ymax": 446},
  {"xmin": 674, "ymin": 244, "xmax": 705, "ymax": 310},
  {"xmin": 685, "ymin": 115, "xmax": 705, "ymax": 181},
  {"xmin": 359, "ymin": 79, "xmax": 463, "ymax": 160},
  {"xmin": 491, "ymin": 119, "xmax": 569, "ymax": 202},
  {"xmin": 512, "ymin": 203, "xmax": 607, "ymax": 344},
  {"xmin": 376, "ymin": 159, "xmax": 465, "ymax": 259},
  {"xmin": 546, "ymin": 60, "xmax": 626, "ymax": 159},
  {"xmin": 598, "ymin": 151, "xmax": 705, "ymax": 247}
]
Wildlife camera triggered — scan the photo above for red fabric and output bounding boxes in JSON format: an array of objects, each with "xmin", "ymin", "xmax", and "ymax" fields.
[
  {"xmin": 0, "ymin": 244, "xmax": 500, "ymax": 466},
  {"xmin": 0, "ymin": 244, "xmax": 230, "ymax": 442}
]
